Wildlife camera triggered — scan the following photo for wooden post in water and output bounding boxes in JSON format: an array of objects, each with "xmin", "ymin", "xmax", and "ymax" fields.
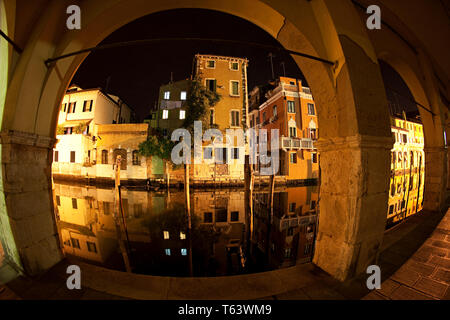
[
  {"xmin": 185, "ymin": 163, "xmax": 193, "ymax": 276},
  {"xmin": 114, "ymin": 155, "xmax": 132, "ymax": 272}
]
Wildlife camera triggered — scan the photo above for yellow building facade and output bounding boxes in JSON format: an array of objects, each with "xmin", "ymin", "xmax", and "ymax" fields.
[{"xmin": 387, "ymin": 118, "xmax": 425, "ymax": 226}]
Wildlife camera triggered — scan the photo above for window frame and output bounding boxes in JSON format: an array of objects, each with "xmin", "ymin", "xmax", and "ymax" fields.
[
  {"xmin": 230, "ymin": 61, "xmax": 239, "ymax": 71},
  {"xmin": 230, "ymin": 110, "xmax": 240, "ymax": 127},
  {"xmin": 230, "ymin": 80, "xmax": 240, "ymax": 96},
  {"xmin": 287, "ymin": 100, "xmax": 295, "ymax": 113}
]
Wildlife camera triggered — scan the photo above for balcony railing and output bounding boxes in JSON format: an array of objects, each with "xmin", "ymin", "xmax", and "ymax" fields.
[{"xmin": 281, "ymin": 137, "xmax": 315, "ymax": 150}]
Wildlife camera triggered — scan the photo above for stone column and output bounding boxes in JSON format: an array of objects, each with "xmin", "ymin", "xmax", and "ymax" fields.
[
  {"xmin": 313, "ymin": 134, "xmax": 392, "ymax": 281},
  {"xmin": 423, "ymin": 146, "xmax": 447, "ymax": 211},
  {"xmin": 0, "ymin": 130, "xmax": 63, "ymax": 275}
]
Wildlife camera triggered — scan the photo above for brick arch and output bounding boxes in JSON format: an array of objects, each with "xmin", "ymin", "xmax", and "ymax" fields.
[{"xmin": 1, "ymin": 0, "xmax": 413, "ymax": 282}]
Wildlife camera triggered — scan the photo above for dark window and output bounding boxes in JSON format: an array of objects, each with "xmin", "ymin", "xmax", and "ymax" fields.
[
  {"xmin": 287, "ymin": 101, "xmax": 295, "ymax": 113},
  {"xmin": 388, "ymin": 205, "xmax": 394, "ymax": 215},
  {"xmin": 68, "ymin": 102, "xmax": 76, "ymax": 113},
  {"xmin": 206, "ymin": 79, "xmax": 216, "ymax": 92},
  {"xmin": 216, "ymin": 209, "xmax": 227, "ymax": 222},
  {"xmin": 210, "ymin": 109, "xmax": 214, "ymax": 125},
  {"xmin": 83, "ymin": 100, "xmax": 88, "ymax": 112},
  {"xmin": 71, "ymin": 238, "xmax": 80, "ymax": 249},
  {"xmin": 231, "ymin": 148, "xmax": 239, "ymax": 160},
  {"xmin": 289, "ymin": 127, "xmax": 296, "ymax": 137},
  {"xmin": 206, "ymin": 60, "xmax": 215, "ymax": 68},
  {"xmin": 70, "ymin": 151, "xmax": 76, "ymax": 163},
  {"xmin": 307, "ymin": 103, "xmax": 315, "ymax": 115},
  {"xmin": 312, "ymin": 153, "xmax": 318, "ymax": 163},
  {"xmin": 310, "ymin": 200, "xmax": 317, "ymax": 210},
  {"xmin": 215, "ymin": 148, "xmax": 227, "ymax": 163},
  {"xmin": 290, "ymin": 153, "xmax": 297, "ymax": 164},
  {"xmin": 204, "ymin": 212, "xmax": 213, "ymax": 223},
  {"xmin": 62, "ymin": 103, "xmax": 67, "ymax": 112},
  {"xmin": 134, "ymin": 204, "xmax": 143, "ymax": 218},
  {"xmin": 132, "ymin": 150, "xmax": 140, "ymax": 165},
  {"xmin": 103, "ymin": 202, "xmax": 112, "ymax": 215},
  {"xmin": 230, "ymin": 62, "xmax": 239, "ymax": 70},
  {"xmin": 54, "ymin": 150, "xmax": 59, "ymax": 162},
  {"xmin": 230, "ymin": 211, "xmax": 239, "ymax": 221},
  {"xmin": 72, "ymin": 198, "xmax": 78, "ymax": 209},
  {"xmin": 87, "ymin": 241, "xmax": 97, "ymax": 253},
  {"xmin": 287, "ymin": 227, "xmax": 294, "ymax": 236},
  {"xmin": 204, "ymin": 147, "xmax": 213, "ymax": 159},
  {"xmin": 101, "ymin": 150, "xmax": 108, "ymax": 164},
  {"xmin": 231, "ymin": 110, "xmax": 239, "ymax": 126},
  {"xmin": 56, "ymin": 195, "xmax": 60, "ymax": 206},
  {"xmin": 289, "ymin": 203, "xmax": 296, "ymax": 212}
]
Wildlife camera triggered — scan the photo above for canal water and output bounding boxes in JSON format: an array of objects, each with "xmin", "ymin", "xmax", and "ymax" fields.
[{"xmin": 53, "ymin": 182, "xmax": 319, "ymax": 277}]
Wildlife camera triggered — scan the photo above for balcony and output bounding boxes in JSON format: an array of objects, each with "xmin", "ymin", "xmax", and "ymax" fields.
[{"xmin": 281, "ymin": 137, "xmax": 315, "ymax": 150}]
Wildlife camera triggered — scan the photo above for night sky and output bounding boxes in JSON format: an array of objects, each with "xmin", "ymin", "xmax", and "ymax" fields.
[
  {"xmin": 71, "ymin": 8, "xmax": 418, "ymax": 122},
  {"xmin": 71, "ymin": 9, "xmax": 305, "ymax": 121}
]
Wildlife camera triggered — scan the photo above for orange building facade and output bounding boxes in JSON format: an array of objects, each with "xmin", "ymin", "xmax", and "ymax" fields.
[{"xmin": 249, "ymin": 77, "xmax": 319, "ymax": 181}]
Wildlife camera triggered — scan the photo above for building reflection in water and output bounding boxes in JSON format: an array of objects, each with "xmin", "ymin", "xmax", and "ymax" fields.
[{"xmin": 53, "ymin": 183, "xmax": 318, "ymax": 277}]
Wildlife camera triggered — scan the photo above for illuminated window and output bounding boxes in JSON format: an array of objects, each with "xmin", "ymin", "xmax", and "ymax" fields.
[
  {"xmin": 180, "ymin": 91, "xmax": 187, "ymax": 100},
  {"xmin": 163, "ymin": 231, "xmax": 169, "ymax": 239},
  {"xmin": 180, "ymin": 232, "xmax": 186, "ymax": 240},
  {"xmin": 162, "ymin": 110, "xmax": 169, "ymax": 119},
  {"xmin": 181, "ymin": 248, "xmax": 187, "ymax": 256},
  {"xmin": 179, "ymin": 110, "xmax": 186, "ymax": 119},
  {"xmin": 230, "ymin": 81, "xmax": 239, "ymax": 96},
  {"xmin": 164, "ymin": 91, "xmax": 170, "ymax": 99},
  {"xmin": 165, "ymin": 248, "xmax": 171, "ymax": 256}
]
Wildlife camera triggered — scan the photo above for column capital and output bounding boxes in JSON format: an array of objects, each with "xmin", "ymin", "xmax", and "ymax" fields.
[{"xmin": 0, "ymin": 130, "xmax": 56, "ymax": 149}]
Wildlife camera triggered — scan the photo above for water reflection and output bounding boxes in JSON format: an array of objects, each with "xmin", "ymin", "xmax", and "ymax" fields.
[{"xmin": 54, "ymin": 183, "xmax": 318, "ymax": 277}]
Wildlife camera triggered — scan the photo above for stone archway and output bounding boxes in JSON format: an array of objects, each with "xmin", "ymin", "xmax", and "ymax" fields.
[{"xmin": 3, "ymin": 0, "xmax": 445, "ymax": 284}]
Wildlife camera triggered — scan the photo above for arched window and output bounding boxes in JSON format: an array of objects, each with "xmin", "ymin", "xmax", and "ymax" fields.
[
  {"xmin": 132, "ymin": 150, "xmax": 140, "ymax": 165},
  {"xmin": 101, "ymin": 150, "xmax": 108, "ymax": 164}
]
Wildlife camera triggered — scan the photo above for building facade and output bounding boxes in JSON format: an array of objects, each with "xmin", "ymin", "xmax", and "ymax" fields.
[
  {"xmin": 387, "ymin": 117, "xmax": 425, "ymax": 226},
  {"xmin": 52, "ymin": 86, "xmax": 154, "ymax": 182},
  {"xmin": 192, "ymin": 54, "xmax": 249, "ymax": 181},
  {"xmin": 249, "ymin": 77, "xmax": 319, "ymax": 182}
]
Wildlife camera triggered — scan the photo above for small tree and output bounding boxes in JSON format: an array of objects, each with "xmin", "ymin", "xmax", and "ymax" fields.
[{"xmin": 138, "ymin": 128, "xmax": 176, "ymax": 188}]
